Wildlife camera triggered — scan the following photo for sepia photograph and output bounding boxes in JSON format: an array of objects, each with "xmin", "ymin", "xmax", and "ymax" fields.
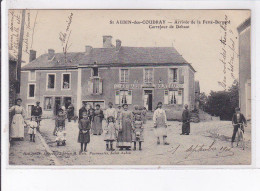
[{"xmin": 7, "ymin": 9, "xmax": 251, "ymax": 166}]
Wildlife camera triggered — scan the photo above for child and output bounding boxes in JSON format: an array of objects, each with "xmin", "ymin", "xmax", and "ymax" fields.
[
  {"xmin": 53, "ymin": 109, "xmax": 66, "ymax": 136},
  {"xmin": 78, "ymin": 112, "xmax": 91, "ymax": 153},
  {"xmin": 56, "ymin": 126, "xmax": 66, "ymax": 146},
  {"xmin": 104, "ymin": 116, "xmax": 117, "ymax": 151},
  {"xmin": 132, "ymin": 114, "xmax": 144, "ymax": 150},
  {"xmin": 27, "ymin": 116, "xmax": 38, "ymax": 142}
]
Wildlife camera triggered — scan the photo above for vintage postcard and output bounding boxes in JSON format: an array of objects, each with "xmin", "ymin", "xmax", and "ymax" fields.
[{"xmin": 7, "ymin": 9, "xmax": 251, "ymax": 166}]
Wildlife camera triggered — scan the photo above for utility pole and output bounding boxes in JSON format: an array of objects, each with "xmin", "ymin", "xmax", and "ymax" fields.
[{"xmin": 16, "ymin": 9, "xmax": 26, "ymax": 94}]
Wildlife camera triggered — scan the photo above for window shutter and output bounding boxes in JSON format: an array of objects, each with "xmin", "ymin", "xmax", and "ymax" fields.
[
  {"xmin": 127, "ymin": 90, "xmax": 132, "ymax": 104},
  {"xmin": 179, "ymin": 68, "xmax": 184, "ymax": 84},
  {"xmin": 169, "ymin": 69, "xmax": 173, "ymax": 83},
  {"xmin": 99, "ymin": 78, "xmax": 103, "ymax": 94},
  {"xmin": 115, "ymin": 90, "xmax": 120, "ymax": 104},
  {"xmin": 177, "ymin": 90, "xmax": 183, "ymax": 105},
  {"xmin": 164, "ymin": 90, "xmax": 169, "ymax": 104},
  {"xmin": 88, "ymin": 78, "xmax": 93, "ymax": 94}
]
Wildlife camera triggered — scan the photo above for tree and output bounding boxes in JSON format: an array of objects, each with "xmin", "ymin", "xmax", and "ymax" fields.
[{"xmin": 204, "ymin": 80, "xmax": 239, "ymax": 120}]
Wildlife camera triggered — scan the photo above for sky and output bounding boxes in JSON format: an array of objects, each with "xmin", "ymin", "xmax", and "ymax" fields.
[{"xmin": 8, "ymin": 10, "xmax": 250, "ymax": 94}]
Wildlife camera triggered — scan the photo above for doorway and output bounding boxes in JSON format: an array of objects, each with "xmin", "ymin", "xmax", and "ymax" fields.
[
  {"xmin": 54, "ymin": 97, "xmax": 61, "ymax": 115},
  {"xmin": 144, "ymin": 90, "xmax": 153, "ymax": 111},
  {"xmin": 64, "ymin": 97, "xmax": 72, "ymax": 109}
]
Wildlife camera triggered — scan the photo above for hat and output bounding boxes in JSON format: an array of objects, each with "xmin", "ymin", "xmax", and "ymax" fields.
[
  {"xmin": 157, "ymin": 102, "xmax": 163, "ymax": 105},
  {"xmin": 108, "ymin": 102, "xmax": 113, "ymax": 105},
  {"xmin": 235, "ymin": 107, "xmax": 240, "ymax": 111},
  {"xmin": 36, "ymin": 101, "xmax": 40, "ymax": 104}
]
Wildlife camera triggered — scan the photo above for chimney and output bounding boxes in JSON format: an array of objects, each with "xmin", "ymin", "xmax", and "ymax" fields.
[
  {"xmin": 48, "ymin": 49, "xmax": 55, "ymax": 60},
  {"xmin": 103, "ymin": 35, "xmax": 113, "ymax": 48},
  {"xmin": 116, "ymin": 39, "xmax": 121, "ymax": 51},
  {"xmin": 85, "ymin": 46, "xmax": 92, "ymax": 55},
  {"xmin": 29, "ymin": 50, "xmax": 36, "ymax": 62}
]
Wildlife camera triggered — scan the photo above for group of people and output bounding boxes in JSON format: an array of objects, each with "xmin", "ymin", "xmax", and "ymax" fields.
[
  {"xmin": 77, "ymin": 102, "xmax": 147, "ymax": 153},
  {"xmin": 9, "ymin": 98, "xmax": 248, "ymax": 152}
]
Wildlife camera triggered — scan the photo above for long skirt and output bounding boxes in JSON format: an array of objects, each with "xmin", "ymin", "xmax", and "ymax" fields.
[
  {"xmin": 117, "ymin": 120, "xmax": 132, "ymax": 147},
  {"xmin": 182, "ymin": 122, "xmax": 190, "ymax": 134},
  {"xmin": 92, "ymin": 117, "xmax": 103, "ymax": 135},
  {"xmin": 10, "ymin": 114, "xmax": 25, "ymax": 139},
  {"xmin": 154, "ymin": 126, "xmax": 167, "ymax": 138}
]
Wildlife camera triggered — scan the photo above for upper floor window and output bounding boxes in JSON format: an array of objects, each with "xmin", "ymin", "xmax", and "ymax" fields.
[
  {"xmin": 62, "ymin": 73, "xmax": 71, "ymax": 90},
  {"xmin": 88, "ymin": 77, "xmax": 103, "ymax": 95},
  {"xmin": 47, "ymin": 74, "xmax": 55, "ymax": 90},
  {"xmin": 92, "ymin": 67, "xmax": 99, "ymax": 77},
  {"xmin": 169, "ymin": 68, "xmax": 178, "ymax": 82},
  {"xmin": 120, "ymin": 69, "xmax": 129, "ymax": 83},
  {"xmin": 144, "ymin": 68, "xmax": 153, "ymax": 83},
  {"xmin": 28, "ymin": 83, "xmax": 35, "ymax": 99}
]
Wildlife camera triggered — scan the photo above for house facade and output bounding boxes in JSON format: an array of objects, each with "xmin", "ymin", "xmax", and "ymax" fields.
[
  {"xmin": 21, "ymin": 36, "xmax": 196, "ymax": 117},
  {"xmin": 237, "ymin": 18, "xmax": 251, "ymax": 120}
]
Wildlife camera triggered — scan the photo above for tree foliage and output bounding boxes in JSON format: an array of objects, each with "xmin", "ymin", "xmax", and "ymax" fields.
[{"xmin": 200, "ymin": 80, "xmax": 239, "ymax": 120}]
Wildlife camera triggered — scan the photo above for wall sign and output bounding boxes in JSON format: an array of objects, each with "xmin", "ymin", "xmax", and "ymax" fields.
[{"xmin": 114, "ymin": 83, "xmax": 184, "ymax": 89}]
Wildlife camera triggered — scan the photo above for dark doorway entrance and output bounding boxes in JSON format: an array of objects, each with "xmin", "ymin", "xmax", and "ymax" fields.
[
  {"xmin": 64, "ymin": 97, "xmax": 72, "ymax": 109},
  {"xmin": 54, "ymin": 97, "xmax": 61, "ymax": 115},
  {"xmin": 144, "ymin": 90, "xmax": 153, "ymax": 111}
]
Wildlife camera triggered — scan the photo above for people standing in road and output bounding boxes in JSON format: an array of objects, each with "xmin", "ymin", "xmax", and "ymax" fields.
[
  {"xmin": 132, "ymin": 114, "xmax": 144, "ymax": 150},
  {"xmin": 231, "ymin": 107, "xmax": 247, "ymax": 147},
  {"xmin": 117, "ymin": 103, "xmax": 133, "ymax": 150},
  {"xmin": 31, "ymin": 101, "xmax": 42, "ymax": 128},
  {"xmin": 92, "ymin": 104, "xmax": 104, "ymax": 135},
  {"xmin": 105, "ymin": 102, "xmax": 118, "ymax": 123},
  {"xmin": 79, "ymin": 102, "xmax": 88, "ymax": 121},
  {"xmin": 116, "ymin": 105, "xmax": 122, "ymax": 122},
  {"xmin": 67, "ymin": 100, "xmax": 74, "ymax": 122},
  {"xmin": 9, "ymin": 98, "xmax": 27, "ymax": 141},
  {"xmin": 104, "ymin": 116, "xmax": 117, "ymax": 151},
  {"xmin": 132, "ymin": 105, "xmax": 142, "ymax": 121},
  {"xmin": 141, "ymin": 106, "xmax": 147, "ymax": 124},
  {"xmin": 153, "ymin": 102, "xmax": 169, "ymax": 145},
  {"xmin": 53, "ymin": 109, "xmax": 66, "ymax": 136},
  {"xmin": 78, "ymin": 112, "xmax": 91, "ymax": 153},
  {"xmin": 27, "ymin": 116, "xmax": 38, "ymax": 142},
  {"xmin": 181, "ymin": 104, "xmax": 191, "ymax": 135}
]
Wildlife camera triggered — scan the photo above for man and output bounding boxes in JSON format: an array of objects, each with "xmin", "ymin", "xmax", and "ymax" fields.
[
  {"xmin": 31, "ymin": 101, "xmax": 43, "ymax": 127},
  {"xmin": 153, "ymin": 102, "xmax": 169, "ymax": 145},
  {"xmin": 105, "ymin": 102, "xmax": 117, "ymax": 123},
  {"xmin": 67, "ymin": 100, "xmax": 74, "ymax": 122},
  {"xmin": 79, "ymin": 102, "xmax": 88, "ymax": 121},
  {"xmin": 181, "ymin": 104, "xmax": 191, "ymax": 135},
  {"xmin": 231, "ymin": 107, "xmax": 247, "ymax": 147}
]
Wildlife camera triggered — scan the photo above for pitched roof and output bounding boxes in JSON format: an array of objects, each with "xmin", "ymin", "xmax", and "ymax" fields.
[{"xmin": 22, "ymin": 46, "xmax": 193, "ymax": 70}]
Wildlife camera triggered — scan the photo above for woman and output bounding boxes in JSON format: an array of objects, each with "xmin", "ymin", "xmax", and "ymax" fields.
[
  {"xmin": 92, "ymin": 104, "xmax": 104, "ymax": 135},
  {"xmin": 9, "ymin": 98, "xmax": 27, "ymax": 140},
  {"xmin": 117, "ymin": 103, "xmax": 133, "ymax": 150}
]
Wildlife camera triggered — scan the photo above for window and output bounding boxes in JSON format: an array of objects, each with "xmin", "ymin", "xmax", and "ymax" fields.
[
  {"xmin": 144, "ymin": 68, "xmax": 153, "ymax": 83},
  {"xmin": 27, "ymin": 105, "xmax": 34, "ymax": 117},
  {"xmin": 62, "ymin": 73, "xmax": 71, "ymax": 89},
  {"xmin": 92, "ymin": 67, "xmax": 99, "ymax": 77},
  {"xmin": 169, "ymin": 68, "xmax": 178, "ymax": 82},
  {"xmin": 164, "ymin": 90, "xmax": 183, "ymax": 105},
  {"xmin": 44, "ymin": 97, "xmax": 53, "ymax": 110},
  {"xmin": 47, "ymin": 74, "xmax": 55, "ymax": 89},
  {"xmin": 29, "ymin": 70, "xmax": 36, "ymax": 81},
  {"xmin": 28, "ymin": 83, "xmax": 35, "ymax": 98},
  {"xmin": 93, "ymin": 78, "xmax": 100, "ymax": 94},
  {"xmin": 115, "ymin": 90, "xmax": 132, "ymax": 105},
  {"xmin": 88, "ymin": 77, "xmax": 103, "ymax": 94},
  {"xmin": 120, "ymin": 69, "xmax": 129, "ymax": 83}
]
